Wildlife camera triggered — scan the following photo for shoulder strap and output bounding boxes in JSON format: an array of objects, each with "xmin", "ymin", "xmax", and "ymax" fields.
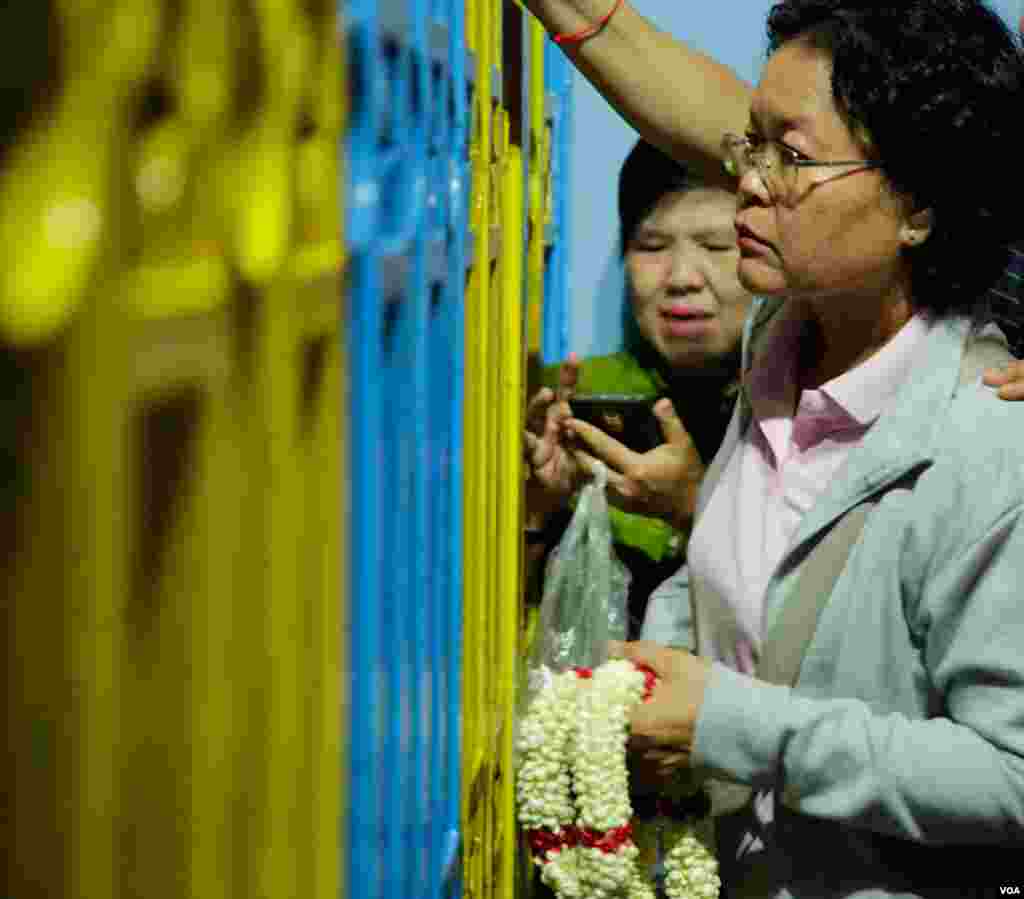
[{"xmin": 757, "ymin": 503, "xmax": 872, "ymax": 686}]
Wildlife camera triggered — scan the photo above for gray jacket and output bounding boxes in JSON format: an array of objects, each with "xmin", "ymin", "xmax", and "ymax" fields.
[{"xmin": 643, "ymin": 299, "xmax": 1024, "ymax": 897}]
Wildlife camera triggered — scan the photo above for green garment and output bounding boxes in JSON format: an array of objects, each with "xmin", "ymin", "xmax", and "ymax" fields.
[{"xmin": 541, "ymin": 351, "xmax": 687, "ymax": 564}]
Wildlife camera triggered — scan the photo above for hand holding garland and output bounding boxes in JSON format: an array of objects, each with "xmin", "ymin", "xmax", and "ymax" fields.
[
  {"xmin": 611, "ymin": 641, "xmax": 711, "ymax": 767},
  {"xmin": 516, "ymin": 659, "xmax": 720, "ymax": 898}
]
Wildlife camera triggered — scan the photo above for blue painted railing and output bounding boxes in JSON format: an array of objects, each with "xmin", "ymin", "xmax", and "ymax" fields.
[{"xmin": 343, "ymin": 2, "xmax": 569, "ymax": 893}]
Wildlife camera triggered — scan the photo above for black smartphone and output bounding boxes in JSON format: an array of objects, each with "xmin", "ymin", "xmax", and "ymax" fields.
[{"xmin": 568, "ymin": 394, "xmax": 664, "ymax": 454}]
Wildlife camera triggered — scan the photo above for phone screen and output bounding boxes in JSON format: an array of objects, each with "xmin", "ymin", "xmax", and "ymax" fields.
[{"xmin": 569, "ymin": 394, "xmax": 664, "ymax": 454}]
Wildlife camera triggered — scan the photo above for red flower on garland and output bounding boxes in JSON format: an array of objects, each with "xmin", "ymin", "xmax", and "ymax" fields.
[{"xmin": 577, "ymin": 823, "xmax": 635, "ymax": 853}]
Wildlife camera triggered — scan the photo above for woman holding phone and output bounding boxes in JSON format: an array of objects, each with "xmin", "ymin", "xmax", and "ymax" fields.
[{"xmin": 524, "ymin": 138, "xmax": 753, "ymax": 637}]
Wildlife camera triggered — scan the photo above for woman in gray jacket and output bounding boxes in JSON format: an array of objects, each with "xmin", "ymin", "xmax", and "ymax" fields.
[{"xmin": 526, "ymin": 0, "xmax": 1024, "ymax": 894}]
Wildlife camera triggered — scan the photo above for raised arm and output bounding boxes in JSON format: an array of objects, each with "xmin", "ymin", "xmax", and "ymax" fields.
[{"xmin": 523, "ymin": 0, "xmax": 753, "ymax": 182}]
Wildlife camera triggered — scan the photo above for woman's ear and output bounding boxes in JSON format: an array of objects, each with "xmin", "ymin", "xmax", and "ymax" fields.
[{"xmin": 900, "ymin": 207, "xmax": 934, "ymax": 247}]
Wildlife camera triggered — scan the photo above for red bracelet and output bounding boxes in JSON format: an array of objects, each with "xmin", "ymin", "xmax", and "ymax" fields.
[{"xmin": 553, "ymin": 0, "xmax": 625, "ymax": 46}]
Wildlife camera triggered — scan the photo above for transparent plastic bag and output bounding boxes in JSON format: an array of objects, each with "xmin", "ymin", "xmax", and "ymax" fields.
[{"xmin": 526, "ymin": 461, "xmax": 631, "ymax": 691}]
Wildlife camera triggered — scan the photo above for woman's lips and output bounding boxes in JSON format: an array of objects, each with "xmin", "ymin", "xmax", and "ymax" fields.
[
  {"xmin": 660, "ymin": 306, "xmax": 715, "ymax": 337},
  {"xmin": 738, "ymin": 236, "xmax": 772, "ymax": 255},
  {"xmin": 736, "ymin": 223, "xmax": 772, "ymax": 255}
]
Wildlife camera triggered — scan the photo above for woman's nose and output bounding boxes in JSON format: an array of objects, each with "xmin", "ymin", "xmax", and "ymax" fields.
[
  {"xmin": 667, "ymin": 252, "xmax": 706, "ymax": 291},
  {"xmin": 737, "ymin": 164, "xmax": 771, "ymax": 206}
]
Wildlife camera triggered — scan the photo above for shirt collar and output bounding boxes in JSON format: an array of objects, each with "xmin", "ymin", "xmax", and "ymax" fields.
[
  {"xmin": 746, "ymin": 300, "xmax": 932, "ymax": 428},
  {"xmin": 820, "ymin": 312, "xmax": 932, "ymax": 426}
]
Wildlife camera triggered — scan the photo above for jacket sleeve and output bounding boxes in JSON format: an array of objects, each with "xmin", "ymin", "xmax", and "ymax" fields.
[{"xmin": 692, "ymin": 502, "xmax": 1024, "ymax": 845}]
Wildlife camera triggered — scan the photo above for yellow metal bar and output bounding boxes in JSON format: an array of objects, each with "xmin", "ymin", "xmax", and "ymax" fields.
[
  {"xmin": 226, "ymin": 301, "xmax": 270, "ymax": 899},
  {"xmin": 497, "ymin": 145, "xmax": 525, "ymax": 899},
  {"xmin": 316, "ymin": 314, "xmax": 344, "ymax": 899},
  {"xmin": 319, "ymin": 5, "xmax": 344, "ymax": 899},
  {"xmin": 259, "ymin": 289, "xmax": 303, "ymax": 899},
  {"xmin": 188, "ymin": 324, "xmax": 240, "ymax": 899},
  {"xmin": 70, "ymin": 285, "xmax": 131, "ymax": 899},
  {"xmin": 464, "ymin": 0, "xmax": 494, "ymax": 890}
]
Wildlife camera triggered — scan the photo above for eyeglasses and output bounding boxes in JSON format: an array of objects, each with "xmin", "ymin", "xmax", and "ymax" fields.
[{"xmin": 722, "ymin": 132, "xmax": 883, "ymax": 205}]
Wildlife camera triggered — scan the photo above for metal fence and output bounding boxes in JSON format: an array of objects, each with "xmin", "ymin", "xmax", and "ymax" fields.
[
  {"xmin": 343, "ymin": 0, "xmax": 572, "ymax": 895},
  {"xmin": 0, "ymin": 1, "xmax": 570, "ymax": 896}
]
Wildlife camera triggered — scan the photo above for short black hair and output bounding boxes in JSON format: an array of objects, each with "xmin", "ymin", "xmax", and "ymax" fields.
[
  {"xmin": 766, "ymin": 0, "xmax": 1024, "ymax": 321},
  {"xmin": 617, "ymin": 139, "xmax": 700, "ymax": 257}
]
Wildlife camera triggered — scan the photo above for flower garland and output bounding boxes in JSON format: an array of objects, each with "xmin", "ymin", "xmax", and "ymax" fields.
[{"xmin": 516, "ymin": 659, "xmax": 720, "ymax": 899}]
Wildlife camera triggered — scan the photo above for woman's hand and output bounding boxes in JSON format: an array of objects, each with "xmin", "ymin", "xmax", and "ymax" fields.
[
  {"xmin": 610, "ymin": 640, "xmax": 711, "ymax": 768},
  {"xmin": 983, "ymin": 360, "xmax": 1024, "ymax": 400},
  {"xmin": 523, "ymin": 355, "xmax": 583, "ymax": 523},
  {"xmin": 565, "ymin": 397, "xmax": 705, "ymax": 530}
]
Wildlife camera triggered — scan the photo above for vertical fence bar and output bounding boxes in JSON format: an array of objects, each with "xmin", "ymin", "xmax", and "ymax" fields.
[
  {"xmin": 526, "ymin": 20, "xmax": 546, "ymax": 358},
  {"xmin": 408, "ymin": 5, "xmax": 430, "ymax": 891},
  {"xmin": 345, "ymin": 0, "xmax": 383, "ymax": 891},
  {"xmin": 497, "ymin": 142, "xmax": 525, "ymax": 898},
  {"xmin": 542, "ymin": 43, "xmax": 571, "ymax": 366},
  {"xmin": 446, "ymin": 0, "xmax": 468, "ymax": 891},
  {"xmin": 462, "ymin": 0, "xmax": 491, "ymax": 887}
]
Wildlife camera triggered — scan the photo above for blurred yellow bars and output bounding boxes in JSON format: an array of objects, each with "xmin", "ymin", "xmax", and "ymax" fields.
[
  {"xmin": 2, "ymin": 2, "xmax": 343, "ymax": 898},
  {"xmin": 1, "ymin": 0, "xmax": 562, "ymax": 894}
]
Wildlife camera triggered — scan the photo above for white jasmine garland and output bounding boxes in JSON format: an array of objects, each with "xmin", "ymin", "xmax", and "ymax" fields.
[{"xmin": 516, "ymin": 659, "xmax": 720, "ymax": 899}]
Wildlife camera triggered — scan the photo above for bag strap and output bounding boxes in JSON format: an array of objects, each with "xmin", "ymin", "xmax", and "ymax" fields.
[
  {"xmin": 757, "ymin": 503, "xmax": 872, "ymax": 686},
  {"xmin": 756, "ymin": 328, "xmax": 1014, "ymax": 687}
]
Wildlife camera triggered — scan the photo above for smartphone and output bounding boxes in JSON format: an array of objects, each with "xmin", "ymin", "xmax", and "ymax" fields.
[{"xmin": 569, "ymin": 394, "xmax": 664, "ymax": 454}]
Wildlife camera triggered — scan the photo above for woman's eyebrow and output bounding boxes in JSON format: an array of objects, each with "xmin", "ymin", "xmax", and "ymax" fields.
[{"xmin": 750, "ymin": 104, "xmax": 814, "ymax": 141}]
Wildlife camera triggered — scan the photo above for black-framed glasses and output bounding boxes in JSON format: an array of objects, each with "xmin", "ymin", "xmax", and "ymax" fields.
[{"xmin": 722, "ymin": 132, "xmax": 883, "ymax": 205}]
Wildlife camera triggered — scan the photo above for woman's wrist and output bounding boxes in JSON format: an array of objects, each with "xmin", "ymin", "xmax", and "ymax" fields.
[
  {"xmin": 551, "ymin": 0, "xmax": 624, "ymax": 45},
  {"xmin": 523, "ymin": 0, "xmax": 622, "ymax": 44}
]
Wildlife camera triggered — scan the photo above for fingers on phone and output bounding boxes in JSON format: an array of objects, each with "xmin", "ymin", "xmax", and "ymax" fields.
[
  {"xmin": 568, "ymin": 417, "xmax": 636, "ymax": 472},
  {"xmin": 654, "ymin": 398, "xmax": 693, "ymax": 446}
]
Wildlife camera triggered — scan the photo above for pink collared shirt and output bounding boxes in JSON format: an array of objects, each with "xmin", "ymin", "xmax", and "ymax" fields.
[{"xmin": 685, "ymin": 302, "xmax": 932, "ymax": 675}]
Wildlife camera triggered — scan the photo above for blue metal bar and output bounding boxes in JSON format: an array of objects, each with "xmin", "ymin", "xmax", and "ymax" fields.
[
  {"xmin": 542, "ymin": 43, "xmax": 572, "ymax": 365},
  {"xmin": 443, "ymin": 0, "xmax": 467, "ymax": 890},
  {"xmin": 407, "ymin": 0, "xmax": 430, "ymax": 894},
  {"xmin": 382, "ymin": 270, "xmax": 405, "ymax": 896},
  {"xmin": 424, "ymin": 12, "xmax": 451, "ymax": 897},
  {"xmin": 346, "ymin": 7, "xmax": 381, "ymax": 255},
  {"xmin": 344, "ymin": 0, "xmax": 384, "ymax": 893}
]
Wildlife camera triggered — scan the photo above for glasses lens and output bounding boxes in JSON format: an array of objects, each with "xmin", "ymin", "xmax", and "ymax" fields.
[
  {"xmin": 723, "ymin": 136, "xmax": 749, "ymax": 180},
  {"xmin": 723, "ymin": 135, "xmax": 785, "ymax": 202},
  {"xmin": 756, "ymin": 142, "xmax": 785, "ymax": 201}
]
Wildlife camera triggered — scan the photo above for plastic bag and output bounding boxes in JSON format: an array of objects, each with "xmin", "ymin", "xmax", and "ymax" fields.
[{"xmin": 526, "ymin": 461, "xmax": 631, "ymax": 690}]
